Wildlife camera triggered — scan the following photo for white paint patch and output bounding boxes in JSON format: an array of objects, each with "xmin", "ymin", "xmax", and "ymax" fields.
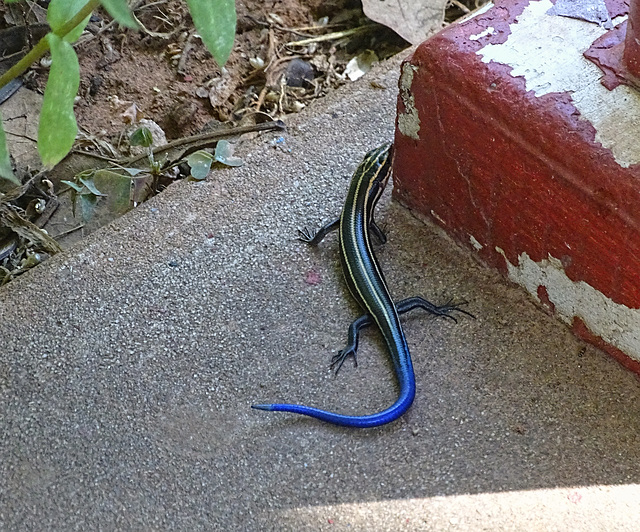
[
  {"xmin": 476, "ymin": 0, "xmax": 639, "ymax": 167},
  {"xmin": 469, "ymin": 234, "xmax": 484, "ymax": 250},
  {"xmin": 430, "ymin": 209, "xmax": 446, "ymax": 225},
  {"xmin": 469, "ymin": 26, "xmax": 496, "ymax": 40},
  {"xmin": 496, "ymin": 247, "xmax": 640, "ymax": 362},
  {"xmin": 397, "ymin": 63, "xmax": 420, "ymax": 140}
]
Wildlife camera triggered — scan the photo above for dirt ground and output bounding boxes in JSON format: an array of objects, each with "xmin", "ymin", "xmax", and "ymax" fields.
[
  {"xmin": 55, "ymin": 0, "xmax": 407, "ymax": 139},
  {"xmin": 3, "ymin": 0, "xmax": 475, "ymax": 141}
]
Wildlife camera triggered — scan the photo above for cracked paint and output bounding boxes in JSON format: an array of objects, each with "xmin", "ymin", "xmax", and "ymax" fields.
[
  {"xmin": 497, "ymin": 247, "xmax": 640, "ymax": 362},
  {"xmin": 469, "ymin": 26, "xmax": 496, "ymax": 40},
  {"xmin": 430, "ymin": 209, "xmax": 446, "ymax": 225},
  {"xmin": 469, "ymin": 235, "xmax": 483, "ymax": 250},
  {"xmin": 398, "ymin": 63, "xmax": 420, "ymax": 140},
  {"xmin": 476, "ymin": 0, "xmax": 640, "ymax": 168}
]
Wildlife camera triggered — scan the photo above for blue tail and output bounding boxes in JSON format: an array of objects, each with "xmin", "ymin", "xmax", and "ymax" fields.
[{"xmin": 251, "ymin": 377, "xmax": 415, "ymax": 428}]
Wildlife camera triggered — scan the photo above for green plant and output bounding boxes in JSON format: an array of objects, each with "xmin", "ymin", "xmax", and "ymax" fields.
[
  {"xmin": 61, "ymin": 169, "xmax": 108, "ymax": 221},
  {"xmin": 186, "ymin": 140, "xmax": 243, "ymax": 180},
  {"xmin": 0, "ymin": 0, "xmax": 236, "ymax": 185},
  {"xmin": 60, "ymin": 125, "xmax": 247, "ymax": 221}
]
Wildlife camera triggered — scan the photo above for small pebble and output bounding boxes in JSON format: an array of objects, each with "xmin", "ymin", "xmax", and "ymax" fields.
[{"xmin": 285, "ymin": 58, "xmax": 314, "ymax": 87}]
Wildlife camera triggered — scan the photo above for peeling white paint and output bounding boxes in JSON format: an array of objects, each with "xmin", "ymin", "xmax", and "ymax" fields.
[
  {"xmin": 470, "ymin": 26, "xmax": 496, "ymax": 40},
  {"xmin": 496, "ymin": 247, "xmax": 640, "ymax": 362},
  {"xmin": 397, "ymin": 63, "xmax": 420, "ymax": 140},
  {"xmin": 430, "ymin": 209, "xmax": 446, "ymax": 225},
  {"xmin": 469, "ymin": 234, "xmax": 483, "ymax": 250},
  {"xmin": 476, "ymin": 0, "xmax": 639, "ymax": 167}
]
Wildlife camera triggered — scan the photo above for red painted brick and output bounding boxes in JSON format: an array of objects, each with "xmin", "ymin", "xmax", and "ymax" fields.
[
  {"xmin": 394, "ymin": 0, "xmax": 640, "ymax": 371},
  {"xmin": 537, "ymin": 285, "xmax": 556, "ymax": 314}
]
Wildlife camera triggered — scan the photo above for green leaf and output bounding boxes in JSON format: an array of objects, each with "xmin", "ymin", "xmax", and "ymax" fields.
[
  {"xmin": 78, "ymin": 176, "xmax": 106, "ymax": 196},
  {"xmin": 38, "ymin": 34, "xmax": 80, "ymax": 168},
  {"xmin": 129, "ymin": 127, "xmax": 153, "ymax": 148},
  {"xmin": 61, "ymin": 179, "xmax": 84, "ymax": 192},
  {"xmin": 186, "ymin": 0, "xmax": 236, "ymax": 66},
  {"xmin": 93, "ymin": 169, "xmax": 134, "ymax": 214},
  {"xmin": 186, "ymin": 150, "xmax": 213, "ymax": 180},
  {"xmin": 79, "ymin": 192, "xmax": 98, "ymax": 222},
  {"xmin": 47, "ymin": 0, "xmax": 91, "ymax": 42},
  {"xmin": 100, "ymin": 0, "xmax": 138, "ymax": 28},
  {"xmin": 122, "ymin": 167, "xmax": 145, "ymax": 176},
  {"xmin": 0, "ymin": 113, "xmax": 19, "ymax": 185},
  {"xmin": 214, "ymin": 139, "xmax": 243, "ymax": 167}
]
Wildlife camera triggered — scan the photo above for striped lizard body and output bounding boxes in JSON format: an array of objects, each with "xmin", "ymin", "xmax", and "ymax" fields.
[{"xmin": 252, "ymin": 144, "xmax": 469, "ymax": 427}]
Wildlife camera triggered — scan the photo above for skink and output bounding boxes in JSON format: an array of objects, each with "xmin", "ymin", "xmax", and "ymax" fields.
[{"xmin": 253, "ymin": 143, "xmax": 470, "ymax": 427}]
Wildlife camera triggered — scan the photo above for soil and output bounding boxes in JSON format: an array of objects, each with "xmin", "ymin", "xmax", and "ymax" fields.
[
  {"xmin": 0, "ymin": 0, "xmax": 481, "ymax": 151},
  {"xmin": 70, "ymin": 0, "xmax": 406, "ymax": 140}
]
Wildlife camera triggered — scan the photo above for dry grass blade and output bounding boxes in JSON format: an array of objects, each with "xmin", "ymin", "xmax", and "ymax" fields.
[{"xmin": 285, "ymin": 25, "xmax": 376, "ymax": 47}]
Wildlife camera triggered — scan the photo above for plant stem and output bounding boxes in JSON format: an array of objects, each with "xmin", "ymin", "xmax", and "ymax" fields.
[{"xmin": 0, "ymin": 0, "xmax": 101, "ymax": 91}]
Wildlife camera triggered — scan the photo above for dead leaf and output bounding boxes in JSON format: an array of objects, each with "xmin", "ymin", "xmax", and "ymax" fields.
[
  {"xmin": 362, "ymin": 0, "xmax": 446, "ymax": 45},
  {"xmin": 547, "ymin": 0, "xmax": 612, "ymax": 28},
  {"xmin": 121, "ymin": 102, "xmax": 143, "ymax": 124},
  {"xmin": 208, "ymin": 69, "xmax": 235, "ymax": 108},
  {"xmin": 344, "ymin": 50, "xmax": 379, "ymax": 81},
  {"xmin": 0, "ymin": 87, "xmax": 42, "ymax": 170}
]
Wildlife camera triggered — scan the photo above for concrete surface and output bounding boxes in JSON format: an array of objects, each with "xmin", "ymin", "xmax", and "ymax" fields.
[{"xmin": 1, "ymin": 52, "xmax": 640, "ymax": 531}]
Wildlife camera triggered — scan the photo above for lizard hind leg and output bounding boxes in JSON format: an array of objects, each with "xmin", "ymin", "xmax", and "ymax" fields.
[{"xmin": 330, "ymin": 313, "xmax": 371, "ymax": 374}]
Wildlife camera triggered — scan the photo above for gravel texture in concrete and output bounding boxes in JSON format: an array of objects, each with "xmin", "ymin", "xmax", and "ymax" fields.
[{"xmin": 1, "ymin": 53, "xmax": 640, "ymax": 531}]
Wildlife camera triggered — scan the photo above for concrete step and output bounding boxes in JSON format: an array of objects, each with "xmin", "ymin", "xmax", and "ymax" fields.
[{"xmin": 394, "ymin": 0, "xmax": 640, "ymax": 374}]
